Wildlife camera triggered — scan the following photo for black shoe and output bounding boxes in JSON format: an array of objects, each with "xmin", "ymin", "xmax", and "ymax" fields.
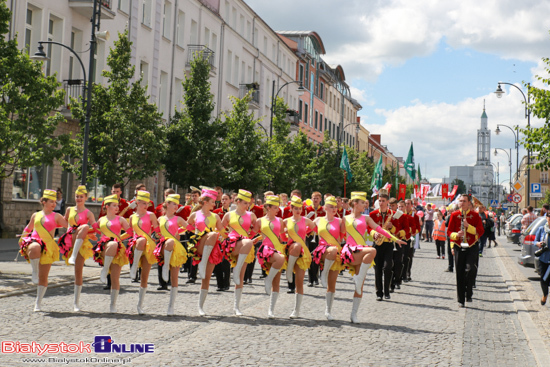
[
  {"xmin": 179, "ymin": 268, "xmax": 185, "ymax": 273},
  {"xmin": 224, "ymin": 286, "xmax": 230, "ymax": 291},
  {"xmin": 259, "ymin": 274, "xmax": 267, "ymax": 279},
  {"xmin": 217, "ymin": 287, "xmax": 224, "ymax": 291},
  {"xmin": 390, "ymin": 288, "xmax": 395, "ymax": 293},
  {"xmin": 376, "ymin": 296, "xmax": 383, "ymax": 301},
  {"xmin": 103, "ymin": 285, "xmax": 110, "ymax": 290},
  {"xmin": 472, "ymin": 284, "xmax": 476, "ymax": 289},
  {"xmin": 287, "ymin": 289, "xmax": 295, "ymax": 294},
  {"xmin": 186, "ymin": 278, "xmax": 196, "ymax": 284},
  {"xmin": 458, "ymin": 303, "xmax": 465, "ymax": 308},
  {"xmin": 396, "ymin": 284, "xmax": 401, "ymax": 290},
  {"xmin": 494, "ymin": 243, "xmax": 499, "ymax": 247},
  {"xmin": 243, "ymin": 279, "xmax": 248, "ymax": 284},
  {"xmin": 466, "ymin": 297, "xmax": 472, "ymax": 302},
  {"xmin": 445, "ymin": 268, "xmax": 453, "ymax": 273},
  {"xmin": 314, "ymin": 280, "xmax": 319, "ymax": 286},
  {"xmin": 307, "ymin": 283, "xmax": 314, "ymax": 287},
  {"xmin": 403, "ymin": 278, "xmax": 409, "ymax": 283},
  {"xmin": 542, "ymin": 296, "xmax": 547, "ymax": 305},
  {"xmin": 384, "ymin": 295, "xmax": 391, "ymax": 300},
  {"xmin": 157, "ymin": 286, "xmax": 168, "ymax": 291},
  {"xmin": 131, "ymin": 279, "xmax": 139, "ymax": 283}
]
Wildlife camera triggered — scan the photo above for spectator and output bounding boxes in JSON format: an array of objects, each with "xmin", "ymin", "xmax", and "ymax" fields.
[
  {"xmin": 433, "ymin": 211, "xmax": 446, "ymax": 259},
  {"xmin": 540, "ymin": 204, "xmax": 550, "ymax": 217},
  {"xmin": 487, "ymin": 212, "xmax": 498, "ymax": 248},
  {"xmin": 424, "ymin": 204, "xmax": 435, "ymax": 242},
  {"xmin": 521, "ymin": 206, "xmax": 537, "ymax": 231},
  {"xmin": 534, "ymin": 212, "xmax": 550, "ymax": 306}
]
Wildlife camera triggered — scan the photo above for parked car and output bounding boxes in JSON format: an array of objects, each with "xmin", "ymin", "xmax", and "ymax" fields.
[
  {"xmin": 518, "ymin": 216, "xmax": 546, "ymax": 267},
  {"xmin": 505, "ymin": 214, "xmax": 523, "ymax": 244}
]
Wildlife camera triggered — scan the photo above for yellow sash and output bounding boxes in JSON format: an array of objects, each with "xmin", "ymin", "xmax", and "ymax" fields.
[
  {"xmin": 68, "ymin": 207, "xmax": 79, "ymax": 226},
  {"xmin": 159, "ymin": 216, "xmax": 183, "ymax": 244},
  {"xmin": 345, "ymin": 214, "xmax": 367, "ymax": 246},
  {"xmin": 130, "ymin": 214, "xmax": 155, "ymax": 246},
  {"xmin": 99, "ymin": 216, "xmax": 122, "ymax": 242},
  {"xmin": 261, "ymin": 217, "xmax": 285, "ymax": 253},
  {"xmin": 229, "ymin": 211, "xmax": 249, "ymax": 237},
  {"xmin": 286, "ymin": 218, "xmax": 307, "ymax": 248},
  {"xmin": 34, "ymin": 211, "xmax": 56, "ymax": 247},
  {"xmin": 318, "ymin": 217, "xmax": 341, "ymax": 249}
]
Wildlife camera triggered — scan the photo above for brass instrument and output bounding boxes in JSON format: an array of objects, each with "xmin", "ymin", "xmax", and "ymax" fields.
[
  {"xmin": 375, "ymin": 211, "xmax": 393, "ymax": 246},
  {"xmin": 460, "ymin": 209, "xmax": 470, "ymax": 249}
]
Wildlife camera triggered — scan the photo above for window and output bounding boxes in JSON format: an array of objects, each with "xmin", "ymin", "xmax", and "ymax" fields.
[
  {"xmin": 140, "ymin": 60, "xmax": 149, "ymax": 87},
  {"xmin": 324, "ymin": 118, "xmax": 327, "ymax": 132},
  {"xmin": 190, "ymin": 20, "xmax": 198, "ymax": 43},
  {"xmin": 298, "ymin": 100, "xmax": 303, "ymax": 121},
  {"xmin": 224, "ymin": 1, "xmax": 230, "ymax": 20},
  {"xmin": 162, "ymin": 1, "xmax": 172, "ymax": 39},
  {"xmin": 46, "ymin": 16, "xmax": 63, "ymax": 78},
  {"xmin": 246, "ymin": 21, "xmax": 251, "ymax": 42},
  {"xmin": 319, "ymin": 114, "xmax": 323, "ymax": 131},
  {"xmin": 299, "ymin": 64, "xmax": 304, "ymax": 84},
  {"xmin": 118, "ymin": 0, "xmax": 130, "ymax": 13},
  {"xmin": 159, "ymin": 71, "xmax": 168, "ymax": 116},
  {"xmin": 24, "ymin": 8, "xmax": 33, "ymax": 53},
  {"xmin": 239, "ymin": 15, "xmax": 245, "ymax": 36},
  {"xmin": 272, "ymin": 43, "xmax": 276, "ymax": 62},
  {"xmin": 174, "ymin": 77, "xmax": 183, "ymax": 110},
  {"xmin": 12, "ymin": 166, "xmax": 52, "ymax": 200},
  {"xmin": 240, "ymin": 61, "xmax": 245, "ymax": 84},
  {"xmin": 176, "ymin": 11, "xmax": 185, "ymax": 47},
  {"xmin": 231, "ymin": 7, "xmax": 237, "ymax": 28},
  {"xmin": 142, "ymin": 0, "xmax": 152, "ymax": 27},
  {"xmin": 253, "ymin": 27, "xmax": 258, "ymax": 46},
  {"xmin": 226, "ymin": 50, "xmax": 232, "ymax": 83},
  {"xmin": 304, "ymin": 103, "xmax": 309, "ymax": 124},
  {"xmin": 542, "ymin": 172, "xmax": 549, "ymax": 184},
  {"xmin": 233, "ymin": 55, "xmax": 239, "ymax": 85},
  {"xmin": 263, "ymin": 36, "xmax": 268, "ymax": 55},
  {"xmin": 86, "ymin": 178, "xmax": 108, "ymax": 204},
  {"xmin": 320, "ymin": 82, "xmax": 324, "ymax": 100}
]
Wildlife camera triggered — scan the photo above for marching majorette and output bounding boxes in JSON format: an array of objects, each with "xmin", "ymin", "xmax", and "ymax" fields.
[
  {"xmin": 93, "ymin": 194, "xmax": 130, "ymax": 313},
  {"xmin": 187, "ymin": 187, "xmax": 224, "ymax": 316},
  {"xmin": 126, "ymin": 190, "xmax": 159, "ymax": 314},
  {"xmin": 19, "ymin": 189, "xmax": 68, "ymax": 311},
  {"xmin": 58, "ymin": 185, "xmax": 98, "ymax": 311},
  {"xmin": 220, "ymin": 189, "xmax": 258, "ymax": 316},
  {"xmin": 155, "ymin": 194, "xmax": 189, "ymax": 315},
  {"xmin": 283, "ymin": 195, "xmax": 316, "ymax": 318},
  {"xmin": 253, "ymin": 195, "xmax": 287, "ymax": 318}
]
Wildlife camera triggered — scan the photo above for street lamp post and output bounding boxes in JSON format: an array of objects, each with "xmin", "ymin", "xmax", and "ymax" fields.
[
  {"xmin": 495, "ymin": 82, "xmax": 531, "ymax": 206},
  {"xmin": 270, "ymin": 80, "xmax": 305, "ymax": 138},
  {"xmin": 336, "ymin": 122, "xmax": 360, "ymax": 167},
  {"xmin": 494, "ymin": 147, "xmax": 514, "ymax": 211},
  {"xmin": 495, "ymin": 124, "xmax": 519, "ymax": 188}
]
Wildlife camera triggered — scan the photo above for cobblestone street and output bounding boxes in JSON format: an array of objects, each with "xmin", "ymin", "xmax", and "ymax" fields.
[{"xmin": 1, "ymin": 235, "xmax": 549, "ymax": 366}]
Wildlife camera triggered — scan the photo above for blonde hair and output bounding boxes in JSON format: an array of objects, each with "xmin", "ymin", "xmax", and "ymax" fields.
[{"xmin": 192, "ymin": 196, "xmax": 213, "ymax": 213}]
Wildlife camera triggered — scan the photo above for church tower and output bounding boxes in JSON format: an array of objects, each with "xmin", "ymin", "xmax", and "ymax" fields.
[
  {"xmin": 473, "ymin": 101, "xmax": 494, "ymax": 205},
  {"xmin": 476, "ymin": 102, "xmax": 491, "ymax": 165}
]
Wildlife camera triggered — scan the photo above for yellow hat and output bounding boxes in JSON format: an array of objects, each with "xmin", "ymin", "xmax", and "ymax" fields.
[
  {"xmin": 165, "ymin": 194, "xmax": 180, "ymax": 205},
  {"xmin": 75, "ymin": 185, "xmax": 87, "ymax": 195},
  {"xmin": 136, "ymin": 190, "xmax": 150, "ymax": 202},
  {"xmin": 237, "ymin": 189, "xmax": 252, "ymax": 203},
  {"xmin": 265, "ymin": 195, "xmax": 280, "ymax": 206},
  {"xmin": 351, "ymin": 191, "xmax": 367, "ymax": 201},
  {"xmin": 290, "ymin": 195, "xmax": 303, "ymax": 208},
  {"xmin": 103, "ymin": 194, "xmax": 119, "ymax": 205},
  {"xmin": 42, "ymin": 189, "xmax": 57, "ymax": 201},
  {"xmin": 325, "ymin": 196, "xmax": 337, "ymax": 207}
]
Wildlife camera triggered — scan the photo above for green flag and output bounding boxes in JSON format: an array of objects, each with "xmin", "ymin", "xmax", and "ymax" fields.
[
  {"xmin": 340, "ymin": 147, "xmax": 353, "ymax": 183},
  {"xmin": 370, "ymin": 155, "xmax": 383, "ymax": 190},
  {"xmin": 404, "ymin": 142, "xmax": 416, "ymax": 181},
  {"xmin": 417, "ymin": 163, "xmax": 422, "ymax": 182}
]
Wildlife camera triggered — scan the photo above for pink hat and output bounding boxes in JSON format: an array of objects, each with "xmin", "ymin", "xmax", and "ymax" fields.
[{"xmin": 201, "ymin": 188, "xmax": 218, "ymax": 201}]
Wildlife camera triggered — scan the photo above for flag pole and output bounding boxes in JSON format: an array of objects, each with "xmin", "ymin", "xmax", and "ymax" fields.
[{"xmin": 344, "ymin": 171, "xmax": 347, "ymax": 197}]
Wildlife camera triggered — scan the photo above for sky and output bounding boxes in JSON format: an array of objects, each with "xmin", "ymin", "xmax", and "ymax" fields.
[{"xmin": 245, "ymin": 0, "xmax": 550, "ymax": 183}]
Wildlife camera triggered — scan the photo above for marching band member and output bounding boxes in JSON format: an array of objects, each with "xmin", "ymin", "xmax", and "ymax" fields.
[
  {"xmin": 181, "ymin": 187, "xmax": 201, "ymax": 284},
  {"xmin": 19, "ymin": 189, "xmax": 68, "ymax": 311},
  {"xmin": 187, "ymin": 187, "xmax": 224, "ymax": 316},
  {"xmin": 58, "ymin": 185, "xmax": 97, "ymax": 311},
  {"xmin": 369, "ymin": 190, "xmax": 401, "ymax": 301},
  {"xmin": 253, "ymin": 195, "xmax": 286, "ymax": 318},
  {"xmin": 390, "ymin": 199, "xmax": 409, "ymax": 293},
  {"xmin": 243, "ymin": 191, "xmax": 265, "ymax": 284},
  {"xmin": 305, "ymin": 191, "xmax": 325, "ymax": 287},
  {"xmin": 220, "ymin": 189, "xmax": 257, "ymax": 316},
  {"xmin": 213, "ymin": 193, "xmax": 232, "ymax": 292},
  {"xmin": 311, "ymin": 196, "xmax": 343, "ymax": 321},
  {"xmin": 403, "ymin": 199, "xmax": 421, "ymax": 283},
  {"xmin": 99, "ymin": 183, "xmax": 131, "ymax": 219},
  {"xmin": 341, "ymin": 192, "xmax": 405, "ymax": 322},
  {"xmin": 126, "ymin": 190, "xmax": 159, "ymax": 314},
  {"xmin": 155, "ymin": 194, "xmax": 189, "ymax": 315},
  {"xmin": 447, "ymin": 195, "xmax": 484, "ymax": 307},
  {"xmin": 284, "ymin": 196, "xmax": 315, "ymax": 318},
  {"xmin": 93, "ymin": 194, "xmax": 130, "ymax": 313}
]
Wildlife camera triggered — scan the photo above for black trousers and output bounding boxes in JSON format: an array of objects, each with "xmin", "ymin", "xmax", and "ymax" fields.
[
  {"xmin": 245, "ymin": 240, "xmax": 261, "ymax": 282},
  {"xmin": 401, "ymin": 240, "xmax": 412, "ymax": 281},
  {"xmin": 540, "ymin": 261, "xmax": 550, "ymax": 297},
  {"xmin": 157, "ymin": 264, "xmax": 171, "ymax": 288},
  {"xmin": 391, "ymin": 241, "xmax": 405, "ymax": 289},
  {"xmin": 307, "ymin": 235, "xmax": 319, "ymax": 284},
  {"xmin": 406, "ymin": 246, "xmax": 416, "ymax": 279},
  {"xmin": 435, "ymin": 239, "xmax": 446, "ymax": 257},
  {"xmin": 374, "ymin": 242, "xmax": 394, "ymax": 297},
  {"xmin": 425, "ymin": 220, "xmax": 434, "ymax": 241},
  {"xmin": 447, "ymin": 238, "xmax": 454, "ymax": 271},
  {"xmin": 214, "ymin": 258, "xmax": 231, "ymax": 289},
  {"xmin": 454, "ymin": 243, "xmax": 479, "ymax": 304}
]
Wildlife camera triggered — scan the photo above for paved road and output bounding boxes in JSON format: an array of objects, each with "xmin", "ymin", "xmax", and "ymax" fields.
[{"xmin": 0, "ymin": 235, "xmax": 549, "ymax": 366}]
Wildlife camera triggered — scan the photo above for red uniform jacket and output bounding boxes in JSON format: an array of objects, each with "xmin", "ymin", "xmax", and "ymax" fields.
[
  {"xmin": 447, "ymin": 209, "xmax": 484, "ymax": 248},
  {"xmin": 213, "ymin": 207, "xmax": 229, "ymax": 220},
  {"xmin": 406, "ymin": 210, "xmax": 421, "ymax": 236},
  {"xmin": 99, "ymin": 197, "xmax": 130, "ymax": 219},
  {"xmin": 305, "ymin": 205, "xmax": 326, "ymax": 219},
  {"xmin": 369, "ymin": 209, "xmax": 399, "ymax": 242},
  {"xmin": 398, "ymin": 213, "xmax": 411, "ymax": 239}
]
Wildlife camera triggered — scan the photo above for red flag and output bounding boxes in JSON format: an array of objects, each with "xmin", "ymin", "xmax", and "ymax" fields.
[
  {"xmin": 448, "ymin": 185, "xmax": 458, "ymax": 200},
  {"xmin": 441, "ymin": 184, "xmax": 449, "ymax": 199},
  {"xmin": 414, "ymin": 185, "xmax": 419, "ymax": 198},
  {"xmin": 398, "ymin": 184, "xmax": 406, "ymax": 200},
  {"xmin": 421, "ymin": 184, "xmax": 430, "ymax": 200}
]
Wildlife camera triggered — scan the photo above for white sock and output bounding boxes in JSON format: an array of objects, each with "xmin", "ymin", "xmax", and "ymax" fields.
[
  {"xmin": 268, "ymin": 291, "xmax": 279, "ymax": 318},
  {"xmin": 167, "ymin": 287, "xmax": 178, "ymax": 316},
  {"xmin": 30, "ymin": 258, "xmax": 40, "ymax": 284},
  {"xmin": 101, "ymin": 256, "xmax": 114, "ymax": 284},
  {"xmin": 233, "ymin": 253, "xmax": 248, "ymax": 286},
  {"xmin": 110, "ymin": 289, "xmax": 119, "ymax": 313},
  {"xmin": 198, "ymin": 289, "xmax": 208, "ymax": 316},
  {"xmin": 34, "ymin": 285, "xmax": 47, "ymax": 312},
  {"xmin": 234, "ymin": 287, "xmax": 243, "ymax": 316},
  {"xmin": 286, "ymin": 255, "xmax": 299, "ymax": 283},
  {"xmin": 137, "ymin": 287, "xmax": 147, "ymax": 315},
  {"xmin": 73, "ymin": 284, "xmax": 82, "ymax": 312},
  {"xmin": 69, "ymin": 238, "xmax": 84, "ymax": 265},
  {"xmin": 130, "ymin": 249, "xmax": 143, "ymax": 279},
  {"xmin": 264, "ymin": 267, "xmax": 281, "ymax": 296},
  {"xmin": 163, "ymin": 249, "xmax": 172, "ymax": 283}
]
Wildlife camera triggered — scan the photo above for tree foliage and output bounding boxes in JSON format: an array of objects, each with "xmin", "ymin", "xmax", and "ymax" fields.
[
  {"xmin": 451, "ymin": 178, "xmax": 467, "ymax": 195},
  {"xmin": 0, "ymin": 0, "xmax": 71, "ymax": 180},
  {"xmin": 71, "ymin": 29, "xmax": 166, "ymax": 186},
  {"xmin": 163, "ymin": 50, "xmax": 223, "ymax": 188}
]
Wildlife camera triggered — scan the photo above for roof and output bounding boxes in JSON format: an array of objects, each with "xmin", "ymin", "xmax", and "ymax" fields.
[{"xmin": 276, "ymin": 31, "xmax": 326, "ymax": 54}]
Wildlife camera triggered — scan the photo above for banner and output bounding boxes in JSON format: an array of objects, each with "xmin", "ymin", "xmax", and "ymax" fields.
[
  {"xmin": 398, "ymin": 184, "xmax": 406, "ymax": 200},
  {"xmin": 441, "ymin": 183, "xmax": 449, "ymax": 199},
  {"xmin": 370, "ymin": 155, "xmax": 383, "ymax": 190},
  {"xmin": 339, "ymin": 147, "xmax": 353, "ymax": 183},
  {"xmin": 414, "ymin": 184, "xmax": 420, "ymax": 198},
  {"xmin": 421, "ymin": 184, "xmax": 430, "ymax": 200},
  {"xmin": 448, "ymin": 185, "xmax": 458, "ymax": 200},
  {"xmin": 404, "ymin": 143, "xmax": 416, "ymax": 181}
]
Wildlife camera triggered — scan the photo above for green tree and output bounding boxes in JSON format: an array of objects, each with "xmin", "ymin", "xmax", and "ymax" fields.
[
  {"xmin": 163, "ymin": 50, "xmax": 223, "ymax": 188},
  {"xmin": 346, "ymin": 149, "xmax": 374, "ymax": 193},
  {"xmin": 219, "ymin": 93, "xmax": 268, "ymax": 192},
  {"xmin": 71, "ymin": 29, "xmax": 166, "ymax": 186},
  {"xmin": 451, "ymin": 178, "xmax": 467, "ymax": 195},
  {"xmin": 0, "ymin": 0, "xmax": 71, "ymax": 180},
  {"xmin": 307, "ymin": 132, "xmax": 343, "ymax": 196}
]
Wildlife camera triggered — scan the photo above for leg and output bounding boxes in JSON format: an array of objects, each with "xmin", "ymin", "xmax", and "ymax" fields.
[
  {"xmin": 162, "ymin": 239, "xmax": 174, "ymax": 285},
  {"xmin": 447, "ymin": 239, "xmax": 454, "ymax": 271},
  {"xmin": 197, "ymin": 232, "xmax": 218, "ymax": 279},
  {"xmin": 27, "ymin": 242, "xmax": 42, "ymax": 284},
  {"xmin": 214, "ymin": 262, "xmax": 224, "ymax": 290},
  {"xmin": 101, "ymin": 241, "xmax": 118, "ymax": 284},
  {"xmin": 69, "ymin": 224, "xmax": 90, "ymax": 265},
  {"xmin": 130, "ymin": 237, "xmax": 147, "ymax": 279},
  {"xmin": 34, "ymin": 262, "xmax": 52, "ymax": 311},
  {"xmin": 264, "ymin": 252, "xmax": 285, "ymax": 295},
  {"xmin": 320, "ymin": 246, "xmax": 338, "ymax": 288},
  {"xmin": 109, "ymin": 264, "xmax": 122, "ymax": 313},
  {"xmin": 73, "ymin": 253, "xmax": 85, "ymax": 311},
  {"xmin": 374, "ymin": 246, "xmax": 384, "ymax": 298},
  {"xmin": 137, "ymin": 257, "xmax": 152, "ymax": 315},
  {"xmin": 167, "ymin": 266, "xmax": 180, "ymax": 316},
  {"xmin": 382, "ymin": 243, "xmax": 393, "ymax": 298},
  {"xmin": 455, "ymin": 248, "xmax": 466, "ymax": 305},
  {"xmin": 465, "ymin": 244, "xmax": 479, "ymax": 301},
  {"xmin": 392, "ymin": 243, "xmax": 404, "ymax": 291},
  {"xmin": 401, "ymin": 241, "xmax": 411, "ymax": 282},
  {"xmin": 325, "ymin": 270, "xmax": 339, "ymax": 320},
  {"xmin": 307, "ymin": 236, "xmax": 319, "ymax": 285},
  {"xmin": 233, "ymin": 239, "xmax": 252, "ymax": 286},
  {"xmin": 351, "ymin": 247, "xmax": 376, "ymax": 296},
  {"xmin": 540, "ymin": 261, "xmax": 549, "ymax": 304}
]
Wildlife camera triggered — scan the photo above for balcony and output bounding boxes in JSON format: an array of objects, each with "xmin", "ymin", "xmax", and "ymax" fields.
[
  {"xmin": 186, "ymin": 45, "xmax": 216, "ymax": 71},
  {"xmin": 285, "ymin": 109, "xmax": 300, "ymax": 127},
  {"xmin": 239, "ymin": 83, "xmax": 260, "ymax": 110},
  {"xmin": 61, "ymin": 79, "xmax": 85, "ymax": 117},
  {"xmin": 69, "ymin": 0, "xmax": 116, "ymax": 20}
]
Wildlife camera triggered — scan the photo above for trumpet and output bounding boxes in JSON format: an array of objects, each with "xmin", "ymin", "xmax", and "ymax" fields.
[
  {"xmin": 375, "ymin": 211, "xmax": 393, "ymax": 246},
  {"xmin": 460, "ymin": 209, "xmax": 470, "ymax": 249}
]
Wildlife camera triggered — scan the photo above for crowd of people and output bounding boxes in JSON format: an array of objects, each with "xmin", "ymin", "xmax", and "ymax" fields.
[{"xmin": 19, "ymin": 183, "xmax": 506, "ymax": 320}]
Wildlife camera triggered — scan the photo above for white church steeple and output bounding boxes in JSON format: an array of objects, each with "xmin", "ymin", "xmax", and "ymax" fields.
[{"xmin": 476, "ymin": 101, "xmax": 490, "ymax": 165}]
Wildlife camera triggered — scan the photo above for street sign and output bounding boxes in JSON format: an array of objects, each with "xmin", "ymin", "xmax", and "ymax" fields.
[
  {"xmin": 531, "ymin": 193, "xmax": 543, "ymax": 198},
  {"xmin": 512, "ymin": 180, "xmax": 524, "ymax": 192},
  {"xmin": 507, "ymin": 194, "xmax": 514, "ymax": 202},
  {"xmin": 531, "ymin": 183, "xmax": 541, "ymax": 193},
  {"xmin": 490, "ymin": 200, "xmax": 498, "ymax": 207},
  {"xmin": 512, "ymin": 193, "xmax": 522, "ymax": 204}
]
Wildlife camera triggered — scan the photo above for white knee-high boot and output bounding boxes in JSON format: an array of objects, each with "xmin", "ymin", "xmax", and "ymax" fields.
[
  {"xmin": 234, "ymin": 287, "xmax": 243, "ymax": 316},
  {"xmin": 74, "ymin": 284, "xmax": 82, "ymax": 312},
  {"xmin": 321, "ymin": 259, "xmax": 335, "ymax": 288},
  {"xmin": 268, "ymin": 291, "xmax": 279, "ymax": 318},
  {"xmin": 198, "ymin": 289, "xmax": 208, "ymax": 316},
  {"xmin": 286, "ymin": 255, "xmax": 299, "ymax": 282},
  {"xmin": 264, "ymin": 267, "xmax": 281, "ymax": 296},
  {"xmin": 130, "ymin": 249, "xmax": 143, "ymax": 280},
  {"xmin": 198, "ymin": 245, "xmax": 213, "ymax": 279},
  {"xmin": 69, "ymin": 238, "xmax": 84, "ymax": 265},
  {"xmin": 30, "ymin": 258, "xmax": 39, "ymax": 285},
  {"xmin": 167, "ymin": 287, "xmax": 177, "ymax": 316},
  {"xmin": 34, "ymin": 285, "xmax": 47, "ymax": 312},
  {"xmin": 290, "ymin": 293, "xmax": 303, "ymax": 319},
  {"xmin": 162, "ymin": 249, "xmax": 172, "ymax": 282},
  {"xmin": 233, "ymin": 253, "xmax": 248, "ymax": 286},
  {"xmin": 110, "ymin": 289, "xmax": 119, "ymax": 313},
  {"xmin": 100, "ymin": 256, "xmax": 114, "ymax": 284},
  {"xmin": 354, "ymin": 262, "xmax": 372, "ymax": 295},
  {"xmin": 350, "ymin": 296, "xmax": 362, "ymax": 323},
  {"xmin": 325, "ymin": 292, "xmax": 335, "ymax": 320},
  {"xmin": 137, "ymin": 287, "xmax": 147, "ymax": 315}
]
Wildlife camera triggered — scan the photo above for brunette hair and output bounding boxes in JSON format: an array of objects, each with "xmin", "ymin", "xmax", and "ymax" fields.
[
  {"xmin": 164, "ymin": 188, "xmax": 176, "ymax": 196},
  {"xmin": 135, "ymin": 183, "xmax": 146, "ymax": 191},
  {"xmin": 192, "ymin": 196, "xmax": 213, "ymax": 213},
  {"xmin": 389, "ymin": 198, "xmax": 398, "ymax": 205},
  {"xmin": 112, "ymin": 183, "xmax": 123, "ymax": 190},
  {"xmin": 312, "ymin": 191, "xmax": 322, "ymax": 198}
]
